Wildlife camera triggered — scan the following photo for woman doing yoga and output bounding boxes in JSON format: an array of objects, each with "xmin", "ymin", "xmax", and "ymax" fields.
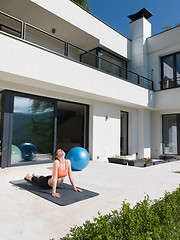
[{"xmin": 24, "ymin": 149, "xmax": 82, "ymax": 198}]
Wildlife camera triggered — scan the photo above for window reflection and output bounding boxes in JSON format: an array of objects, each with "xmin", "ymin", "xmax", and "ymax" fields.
[
  {"xmin": 0, "ymin": 92, "xmax": 2, "ymax": 122},
  {"xmin": 100, "ymin": 50, "xmax": 126, "ymax": 78},
  {"xmin": 11, "ymin": 96, "xmax": 54, "ymax": 164},
  {"xmin": 162, "ymin": 114, "xmax": 177, "ymax": 154},
  {"xmin": 162, "ymin": 52, "xmax": 180, "ymax": 89},
  {"xmin": 176, "ymin": 53, "xmax": 180, "ymax": 86},
  {"xmin": 162, "ymin": 55, "xmax": 174, "ymax": 89},
  {"xmin": 0, "ymin": 93, "xmax": 2, "ymax": 161}
]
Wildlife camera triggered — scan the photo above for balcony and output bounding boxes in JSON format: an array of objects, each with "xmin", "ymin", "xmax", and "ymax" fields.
[{"xmin": 0, "ymin": 10, "xmax": 153, "ymax": 90}]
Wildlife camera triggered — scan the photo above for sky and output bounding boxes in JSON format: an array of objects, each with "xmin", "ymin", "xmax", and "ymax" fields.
[{"xmin": 88, "ymin": 0, "xmax": 180, "ymax": 38}]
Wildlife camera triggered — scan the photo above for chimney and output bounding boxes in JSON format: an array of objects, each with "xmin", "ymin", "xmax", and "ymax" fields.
[{"xmin": 128, "ymin": 8, "xmax": 153, "ymax": 78}]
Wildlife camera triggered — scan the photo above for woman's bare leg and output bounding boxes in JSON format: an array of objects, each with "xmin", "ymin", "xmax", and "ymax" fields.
[{"xmin": 32, "ymin": 173, "xmax": 41, "ymax": 178}]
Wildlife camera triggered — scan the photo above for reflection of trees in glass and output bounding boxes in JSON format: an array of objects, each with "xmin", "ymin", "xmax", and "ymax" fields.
[
  {"xmin": 0, "ymin": 93, "xmax": 2, "ymax": 120},
  {"xmin": 30, "ymin": 100, "xmax": 53, "ymax": 113},
  {"xmin": 26, "ymin": 99, "xmax": 54, "ymax": 154}
]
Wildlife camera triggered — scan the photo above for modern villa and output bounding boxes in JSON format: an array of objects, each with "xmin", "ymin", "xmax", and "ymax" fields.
[{"xmin": 0, "ymin": 0, "xmax": 180, "ymax": 168}]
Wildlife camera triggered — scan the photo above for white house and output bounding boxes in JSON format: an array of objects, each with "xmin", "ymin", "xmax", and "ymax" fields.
[{"xmin": 0, "ymin": 0, "xmax": 180, "ymax": 168}]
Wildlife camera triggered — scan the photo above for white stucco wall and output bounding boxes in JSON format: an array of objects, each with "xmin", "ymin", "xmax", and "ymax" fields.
[
  {"xmin": 147, "ymin": 26, "xmax": 180, "ymax": 90},
  {"xmin": 130, "ymin": 17, "xmax": 151, "ymax": 78},
  {"xmin": 92, "ymin": 102, "xmax": 120, "ymax": 161},
  {"xmin": 0, "ymin": 33, "xmax": 154, "ymax": 109},
  {"xmin": 138, "ymin": 109, "xmax": 151, "ymax": 158},
  {"xmin": 31, "ymin": 0, "xmax": 131, "ymax": 59},
  {"xmin": 91, "ymin": 102, "xmax": 141, "ymax": 161}
]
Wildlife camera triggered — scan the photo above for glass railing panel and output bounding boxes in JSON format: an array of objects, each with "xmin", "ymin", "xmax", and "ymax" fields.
[
  {"xmin": 139, "ymin": 76, "xmax": 153, "ymax": 90},
  {"xmin": 68, "ymin": 44, "xmax": 85, "ymax": 62},
  {"xmin": 126, "ymin": 71, "xmax": 138, "ymax": 85},
  {"xmin": 119, "ymin": 68, "xmax": 127, "ymax": 79},
  {"xmin": 100, "ymin": 58, "xmax": 120, "ymax": 77},
  {"xmin": 0, "ymin": 12, "xmax": 22, "ymax": 38},
  {"xmin": 25, "ymin": 24, "xmax": 65, "ymax": 55},
  {"xmin": 81, "ymin": 49, "xmax": 97, "ymax": 68}
]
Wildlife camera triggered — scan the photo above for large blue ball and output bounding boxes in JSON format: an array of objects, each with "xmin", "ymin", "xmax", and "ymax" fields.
[
  {"xmin": 66, "ymin": 147, "xmax": 89, "ymax": 171},
  {"xmin": 19, "ymin": 143, "xmax": 37, "ymax": 161}
]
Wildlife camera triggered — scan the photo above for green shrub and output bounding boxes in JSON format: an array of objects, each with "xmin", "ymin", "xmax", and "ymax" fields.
[{"xmin": 64, "ymin": 185, "xmax": 180, "ymax": 240}]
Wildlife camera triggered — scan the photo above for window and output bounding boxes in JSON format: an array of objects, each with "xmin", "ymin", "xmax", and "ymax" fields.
[
  {"xmin": 0, "ymin": 92, "xmax": 2, "ymax": 167},
  {"xmin": 0, "ymin": 92, "xmax": 2, "ymax": 123},
  {"xmin": 162, "ymin": 114, "xmax": 180, "ymax": 154},
  {"xmin": 121, "ymin": 111, "xmax": 128, "ymax": 155},
  {"xmin": 161, "ymin": 52, "xmax": 180, "ymax": 89},
  {"xmin": 11, "ymin": 96, "xmax": 55, "ymax": 164}
]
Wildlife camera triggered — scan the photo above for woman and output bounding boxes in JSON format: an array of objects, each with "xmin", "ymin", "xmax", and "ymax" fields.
[{"xmin": 24, "ymin": 149, "xmax": 83, "ymax": 198}]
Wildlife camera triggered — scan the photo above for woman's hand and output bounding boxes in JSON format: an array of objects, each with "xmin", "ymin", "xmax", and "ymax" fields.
[
  {"xmin": 52, "ymin": 192, "xmax": 61, "ymax": 198},
  {"xmin": 74, "ymin": 188, "xmax": 83, "ymax": 192}
]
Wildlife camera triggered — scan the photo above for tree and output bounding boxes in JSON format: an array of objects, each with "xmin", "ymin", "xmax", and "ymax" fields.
[
  {"xmin": 162, "ymin": 24, "xmax": 172, "ymax": 31},
  {"xmin": 73, "ymin": 0, "xmax": 90, "ymax": 11},
  {"xmin": 162, "ymin": 23, "xmax": 180, "ymax": 31}
]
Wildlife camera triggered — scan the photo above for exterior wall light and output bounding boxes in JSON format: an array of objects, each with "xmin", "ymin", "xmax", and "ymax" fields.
[
  {"xmin": 51, "ymin": 28, "xmax": 56, "ymax": 34},
  {"xmin": 105, "ymin": 115, "xmax": 109, "ymax": 121}
]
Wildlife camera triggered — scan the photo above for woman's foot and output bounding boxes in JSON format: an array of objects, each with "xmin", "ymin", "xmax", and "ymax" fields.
[{"xmin": 24, "ymin": 174, "xmax": 32, "ymax": 182}]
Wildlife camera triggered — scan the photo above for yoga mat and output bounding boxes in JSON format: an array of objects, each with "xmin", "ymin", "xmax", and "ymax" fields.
[{"xmin": 10, "ymin": 179, "xmax": 99, "ymax": 206}]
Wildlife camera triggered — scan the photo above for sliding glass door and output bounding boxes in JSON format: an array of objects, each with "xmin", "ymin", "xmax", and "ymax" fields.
[
  {"xmin": 56, "ymin": 101, "xmax": 88, "ymax": 154},
  {"xmin": 0, "ymin": 90, "xmax": 89, "ymax": 167},
  {"xmin": 11, "ymin": 95, "xmax": 55, "ymax": 164}
]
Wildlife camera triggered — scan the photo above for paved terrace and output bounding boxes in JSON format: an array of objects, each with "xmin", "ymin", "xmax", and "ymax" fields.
[{"xmin": 0, "ymin": 160, "xmax": 179, "ymax": 240}]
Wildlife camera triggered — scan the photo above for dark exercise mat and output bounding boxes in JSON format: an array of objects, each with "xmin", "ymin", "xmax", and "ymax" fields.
[{"xmin": 10, "ymin": 179, "xmax": 99, "ymax": 206}]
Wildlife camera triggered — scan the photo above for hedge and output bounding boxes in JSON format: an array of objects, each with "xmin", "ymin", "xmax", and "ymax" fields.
[{"xmin": 64, "ymin": 185, "xmax": 180, "ymax": 240}]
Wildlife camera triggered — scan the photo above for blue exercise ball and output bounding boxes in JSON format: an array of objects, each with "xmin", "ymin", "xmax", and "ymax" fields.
[
  {"xmin": 66, "ymin": 147, "xmax": 89, "ymax": 171},
  {"xmin": 19, "ymin": 143, "xmax": 37, "ymax": 161}
]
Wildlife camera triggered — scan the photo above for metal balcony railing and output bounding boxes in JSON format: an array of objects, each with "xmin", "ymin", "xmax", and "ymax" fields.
[{"xmin": 0, "ymin": 10, "xmax": 153, "ymax": 90}]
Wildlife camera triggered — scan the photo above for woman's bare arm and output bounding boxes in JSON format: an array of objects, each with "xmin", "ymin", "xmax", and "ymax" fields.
[{"xmin": 67, "ymin": 160, "xmax": 83, "ymax": 192}]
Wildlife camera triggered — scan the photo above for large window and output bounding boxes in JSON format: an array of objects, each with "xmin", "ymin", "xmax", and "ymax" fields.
[
  {"xmin": 0, "ymin": 90, "xmax": 89, "ymax": 167},
  {"xmin": 162, "ymin": 114, "xmax": 180, "ymax": 154},
  {"xmin": 11, "ymin": 96, "xmax": 55, "ymax": 164},
  {"xmin": 161, "ymin": 52, "xmax": 180, "ymax": 89}
]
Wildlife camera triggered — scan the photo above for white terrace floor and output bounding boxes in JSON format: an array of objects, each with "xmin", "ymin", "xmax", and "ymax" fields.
[{"xmin": 0, "ymin": 160, "xmax": 180, "ymax": 240}]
